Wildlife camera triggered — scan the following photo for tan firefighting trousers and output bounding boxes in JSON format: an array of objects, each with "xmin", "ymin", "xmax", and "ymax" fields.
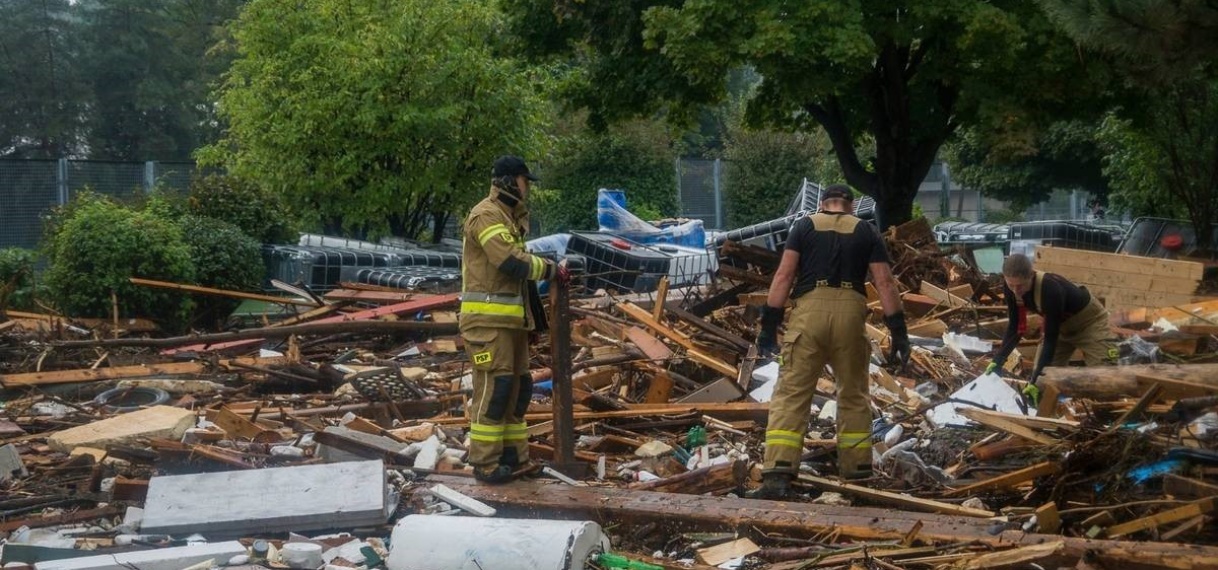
[
  {"xmin": 763, "ymin": 288, "xmax": 873, "ymax": 478},
  {"xmin": 463, "ymin": 327, "xmax": 531, "ymax": 469},
  {"xmin": 1034, "ymin": 295, "xmax": 1111, "ymax": 367}
]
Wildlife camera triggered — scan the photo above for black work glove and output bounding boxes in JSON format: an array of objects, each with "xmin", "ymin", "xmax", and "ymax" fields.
[
  {"xmin": 884, "ymin": 312, "xmax": 911, "ymax": 367},
  {"xmin": 756, "ymin": 305, "xmax": 784, "ymax": 358}
]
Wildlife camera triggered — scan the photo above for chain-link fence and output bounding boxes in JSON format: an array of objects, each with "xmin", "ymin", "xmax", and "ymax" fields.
[{"xmin": 0, "ymin": 159, "xmax": 197, "ymax": 250}]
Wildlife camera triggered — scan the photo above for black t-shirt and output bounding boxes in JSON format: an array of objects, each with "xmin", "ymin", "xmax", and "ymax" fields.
[{"xmin": 786, "ymin": 212, "xmax": 892, "ymax": 298}]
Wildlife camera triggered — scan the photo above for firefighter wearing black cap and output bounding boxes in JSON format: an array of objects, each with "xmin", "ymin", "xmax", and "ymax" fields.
[
  {"xmin": 461, "ymin": 155, "xmax": 568, "ymax": 484},
  {"xmin": 749, "ymin": 184, "xmax": 910, "ymax": 499}
]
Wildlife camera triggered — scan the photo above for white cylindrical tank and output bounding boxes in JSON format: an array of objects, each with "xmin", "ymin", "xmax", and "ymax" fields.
[{"xmin": 386, "ymin": 515, "xmax": 610, "ymax": 570}]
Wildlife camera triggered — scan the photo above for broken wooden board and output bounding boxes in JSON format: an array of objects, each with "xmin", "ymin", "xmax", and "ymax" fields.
[
  {"xmin": 1163, "ymin": 474, "xmax": 1218, "ymax": 500},
  {"xmin": 130, "ymin": 277, "xmax": 320, "ymax": 306},
  {"xmin": 623, "ymin": 326, "xmax": 674, "ymax": 361},
  {"xmin": 920, "ymin": 281, "xmax": 970, "ymax": 308},
  {"xmin": 323, "ymin": 289, "xmax": 416, "ymax": 304},
  {"xmin": 797, "ymin": 474, "xmax": 995, "ymax": 518},
  {"xmin": 957, "ymin": 408, "xmax": 1060, "ymax": 446},
  {"xmin": 945, "ymin": 462, "xmax": 1061, "ymax": 497},
  {"xmin": 1039, "ymin": 363, "xmax": 1218, "ymax": 400},
  {"xmin": 1034, "ymin": 246, "xmax": 1207, "ymax": 312},
  {"xmin": 423, "ymin": 474, "xmax": 1218, "ymax": 569},
  {"xmin": 617, "ymin": 302, "xmax": 738, "ymax": 378},
  {"xmin": 0, "ymin": 356, "xmax": 286, "ymax": 387},
  {"xmin": 142, "ymin": 459, "xmax": 388, "ymax": 535},
  {"xmin": 164, "ymin": 293, "xmax": 459, "ymax": 355},
  {"xmin": 696, "ymin": 538, "xmax": 759, "ymax": 566},
  {"xmin": 962, "ymin": 541, "xmax": 1065, "ymax": 570},
  {"xmin": 1106, "ymin": 498, "xmax": 1217, "ymax": 539}
]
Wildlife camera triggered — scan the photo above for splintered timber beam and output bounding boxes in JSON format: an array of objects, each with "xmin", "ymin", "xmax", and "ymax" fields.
[
  {"xmin": 1039, "ymin": 363, "xmax": 1218, "ymax": 400},
  {"xmin": 422, "ymin": 475, "xmax": 1218, "ymax": 569}
]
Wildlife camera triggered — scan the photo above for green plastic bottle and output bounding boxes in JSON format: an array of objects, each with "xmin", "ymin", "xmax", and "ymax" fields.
[
  {"xmin": 686, "ymin": 425, "xmax": 707, "ymax": 449},
  {"xmin": 595, "ymin": 552, "xmax": 665, "ymax": 570}
]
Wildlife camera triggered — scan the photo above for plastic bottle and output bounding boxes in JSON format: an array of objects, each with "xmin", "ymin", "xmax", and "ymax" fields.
[
  {"xmin": 686, "ymin": 425, "xmax": 707, "ymax": 449},
  {"xmin": 595, "ymin": 552, "xmax": 664, "ymax": 570}
]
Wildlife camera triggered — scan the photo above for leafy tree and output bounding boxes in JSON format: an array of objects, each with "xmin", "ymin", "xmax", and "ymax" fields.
[
  {"xmin": 1041, "ymin": 0, "xmax": 1218, "ymax": 248},
  {"xmin": 0, "ymin": 248, "xmax": 38, "ymax": 313},
  {"xmin": 506, "ymin": 0, "xmax": 1107, "ymax": 229},
  {"xmin": 947, "ymin": 120, "xmax": 1110, "ymax": 213},
  {"xmin": 79, "ymin": 0, "xmax": 245, "ymax": 160},
  {"xmin": 201, "ymin": 0, "xmax": 549, "ymax": 242},
  {"xmin": 532, "ymin": 121, "xmax": 679, "ymax": 233},
  {"xmin": 0, "ymin": 0, "xmax": 91, "ymax": 158},
  {"xmin": 723, "ymin": 128, "xmax": 839, "ymax": 227},
  {"xmin": 187, "ymin": 174, "xmax": 297, "ymax": 244}
]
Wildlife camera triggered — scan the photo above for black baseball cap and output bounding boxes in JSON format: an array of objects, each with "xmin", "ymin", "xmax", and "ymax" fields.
[
  {"xmin": 492, "ymin": 155, "xmax": 539, "ymax": 181},
  {"xmin": 821, "ymin": 184, "xmax": 853, "ymax": 201}
]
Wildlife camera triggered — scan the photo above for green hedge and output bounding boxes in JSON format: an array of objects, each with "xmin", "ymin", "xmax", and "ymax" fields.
[{"xmin": 0, "ymin": 248, "xmax": 38, "ymax": 312}]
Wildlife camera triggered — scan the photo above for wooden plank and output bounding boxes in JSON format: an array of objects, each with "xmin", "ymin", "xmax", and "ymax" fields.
[
  {"xmin": 697, "ymin": 538, "xmax": 761, "ymax": 566},
  {"xmin": 0, "ymin": 356, "xmax": 286, "ymax": 387},
  {"xmin": 420, "ymin": 475, "xmax": 1218, "ymax": 569},
  {"xmin": 1036, "ymin": 502, "xmax": 1061, "ymax": 534},
  {"xmin": 1034, "ymin": 263, "xmax": 1197, "ymax": 295},
  {"xmin": 129, "ymin": 277, "xmax": 320, "ymax": 306},
  {"xmin": 644, "ymin": 370, "xmax": 674, "ymax": 404},
  {"xmin": 617, "ymin": 302, "xmax": 738, "ymax": 378},
  {"xmin": 963, "ymin": 542, "xmax": 1065, "ymax": 570},
  {"xmin": 948, "ymin": 284, "xmax": 975, "ymax": 299},
  {"xmin": 0, "ymin": 506, "xmax": 124, "ymax": 533},
  {"xmin": 956, "ymin": 408, "xmax": 1060, "ymax": 445},
  {"xmin": 945, "ymin": 462, "xmax": 1060, "ymax": 497},
  {"xmin": 209, "ymin": 407, "xmax": 270, "ymax": 441},
  {"xmin": 920, "ymin": 281, "xmax": 969, "ymax": 308},
  {"xmin": 907, "ymin": 319, "xmax": 947, "ymax": 338},
  {"xmin": 323, "ymin": 289, "xmax": 416, "ymax": 304},
  {"xmin": 1163, "ymin": 475, "xmax": 1218, "ymax": 500},
  {"xmin": 1136, "ymin": 374, "xmax": 1218, "ymax": 399},
  {"xmin": 164, "ymin": 292, "xmax": 460, "ymax": 355},
  {"xmin": 1041, "ymin": 364, "xmax": 1218, "ymax": 399},
  {"xmin": 1035, "ymin": 246, "xmax": 1204, "ymax": 281},
  {"xmin": 798, "ymin": 474, "xmax": 995, "ymax": 518},
  {"xmin": 426, "ymin": 402, "xmax": 772, "ymax": 426},
  {"xmin": 652, "ymin": 276, "xmax": 670, "ymax": 321},
  {"xmin": 624, "ymin": 326, "xmax": 674, "ymax": 361},
  {"xmin": 1106, "ymin": 498, "xmax": 1216, "ymax": 539},
  {"xmin": 1107, "ymin": 383, "xmax": 1162, "ymax": 432}
]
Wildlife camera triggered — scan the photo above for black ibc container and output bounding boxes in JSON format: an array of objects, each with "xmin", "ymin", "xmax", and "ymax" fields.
[
  {"xmin": 566, "ymin": 232, "xmax": 672, "ymax": 293},
  {"xmin": 1007, "ymin": 221, "xmax": 1121, "ymax": 253},
  {"xmin": 350, "ymin": 266, "xmax": 462, "ymax": 291},
  {"xmin": 393, "ymin": 250, "xmax": 462, "ymax": 268},
  {"xmin": 933, "ymin": 221, "xmax": 1010, "ymax": 248}
]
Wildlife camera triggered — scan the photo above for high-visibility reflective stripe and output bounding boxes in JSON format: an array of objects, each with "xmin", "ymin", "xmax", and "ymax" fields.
[
  {"xmin": 460, "ymin": 301, "xmax": 525, "ymax": 318},
  {"xmin": 529, "ymin": 255, "xmax": 545, "ymax": 280},
  {"xmin": 765, "ymin": 429, "xmax": 804, "ymax": 448},
  {"xmin": 503, "ymin": 423, "xmax": 529, "ymax": 441},
  {"xmin": 838, "ymin": 431, "xmax": 872, "ymax": 449},
  {"xmin": 470, "ymin": 423, "xmax": 506, "ymax": 443},
  {"xmin": 478, "ymin": 223, "xmax": 511, "ymax": 246}
]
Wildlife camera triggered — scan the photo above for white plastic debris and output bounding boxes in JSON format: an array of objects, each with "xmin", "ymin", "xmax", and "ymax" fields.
[
  {"xmin": 748, "ymin": 362, "xmax": 780, "ymax": 402},
  {"xmin": 635, "ymin": 440, "xmax": 673, "ymax": 458},
  {"xmin": 926, "ymin": 373, "xmax": 1028, "ymax": 428},
  {"xmin": 259, "ymin": 349, "xmax": 285, "ymax": 358},
  {"xmin": 817, "ymin": 400, "xmax": 838, "ymax": 422},
  {"xmin": 942, "ymin": 332, "xmax": 993, "ymax": 357},
  {"xmin": 1153, "ymin": 317, "xmax": 1180, "ymax": 333}
]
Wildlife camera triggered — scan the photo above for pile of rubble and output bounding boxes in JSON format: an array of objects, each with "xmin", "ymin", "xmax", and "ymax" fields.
[{"xmin": 3, "ymin": 218, "xmax": 1218, "ymax": 570}]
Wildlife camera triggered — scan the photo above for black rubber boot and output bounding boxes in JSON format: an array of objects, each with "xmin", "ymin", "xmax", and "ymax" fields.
[
  {"xmin": 473, "ymin": 464, "xmax": 514, "ymax": 485},
  {"xmin": 746, "ymin": 472, "xmax": 793, "ymax": 500}
]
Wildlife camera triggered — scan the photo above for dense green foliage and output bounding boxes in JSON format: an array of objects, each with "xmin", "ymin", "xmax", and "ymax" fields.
[
  {"xmin": 533, "ymin": 123, "xmax": 679, "ymax": 233},
  {"xmin": 44, "ymin": 193, "xmax": 196, "ymax": 329},
  {"xmin": 723, "ymin": 129, "xmax": 839, "ymax": 227},
  {"xmin": 178, "ymin": 215, "xmax": 265, "ymax": 328},
  {"xmin": 201, "ymin": 0, "xmax": 548, "ymax": 242},
  {"xmin": 0, "ymin": 248, "xmax": 38, "ymax": 312},
  {"xmin": 506, "ymin": 0, "xmax": 1106, "ymax": 229},
  {"xmin": 187, "ymin": 174, "xmax": 297, "ymax": 244},
  {"xmin": 0, "ymin": 0, "xmax": 243, "ymax": 159}
]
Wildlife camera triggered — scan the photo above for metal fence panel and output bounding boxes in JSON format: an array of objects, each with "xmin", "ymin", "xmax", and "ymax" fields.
[
  {"xmin": 677, "ymin": 158, "xmax": 721, "ymax": 229},
  {"xmin": 0, "ymin": 160, "xmax": 60, "ymax": 250},
  {"xmin": 67, "ymin": 160, "xmax": 147, "ymax": 202}
]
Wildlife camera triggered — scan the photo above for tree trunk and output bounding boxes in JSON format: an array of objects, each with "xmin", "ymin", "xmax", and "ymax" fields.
[{"xmin": 430, "ymin": 211, "xmax": 449, "ymax": 244}]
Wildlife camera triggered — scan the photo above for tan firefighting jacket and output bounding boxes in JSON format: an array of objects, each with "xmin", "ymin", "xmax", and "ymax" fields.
[{"xmin": 459, "ymin": 186, "xmax": 555, "ymax": 331}]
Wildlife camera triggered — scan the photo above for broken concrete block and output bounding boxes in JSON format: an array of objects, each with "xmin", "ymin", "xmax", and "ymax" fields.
[
  {"xmin": 429, "ymin": 484, "xmax": 496, "ymax": 517},
  {"xmin": 1, "ymin": 443, "xmax": 27, "ymax": 482},
  {"xmin": 411, "ymin": 436, "xmax": 442, "ymax": 470},
  {"xmin": 35, "ymin": 541, "xmax": 247, "ymax": 570},
  {"xmin": 634, "ymin": 440, "xmax": 673, "ymax": 458},
  {"xmin": 399, "ymin": 367, "xmax": 428, "ymax": 382},
  {"xmin": 141, "ymin": 459, "xmax": 388, "ymax": 536},
  {"xmin": 47, "ymin": 406, "xmax": 195, "ymax": 453}
]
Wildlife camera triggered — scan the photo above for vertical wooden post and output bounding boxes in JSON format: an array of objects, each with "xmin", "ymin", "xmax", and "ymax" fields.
[{"xmin": 549, "ymin": 280, "xmax": 584, "ymax": 477}]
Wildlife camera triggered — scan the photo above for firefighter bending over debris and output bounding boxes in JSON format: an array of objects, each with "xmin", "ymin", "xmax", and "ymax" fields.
[
  {"xmin": 460, "ymin": 155, "xmax": 569, "ymax": 484},
  {"xmin": 750, "ymin": 184, "xmax": 910, "ymax": 499},
  {"xmin": 986, "ymin": 253, "xmax": 1111, "ymax": 405}
]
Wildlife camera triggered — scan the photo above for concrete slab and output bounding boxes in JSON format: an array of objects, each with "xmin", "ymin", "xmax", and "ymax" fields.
[
  {"xmin": 1, "ymin": 443, "xmax": 28, "ymax": 482},
  {"xmin": 141, "ymin": 459, "xmax": 388, "ymax": 536},
  {"xmin": 47, "ymin": 406, "xmax": 195, "ymax": 453},
  {"xmin": 35, "ymin": 541, "xmax": 246, "ymax": 570}
]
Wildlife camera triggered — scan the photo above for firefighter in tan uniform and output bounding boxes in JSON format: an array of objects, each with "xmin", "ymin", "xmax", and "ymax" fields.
[
  {"xmin": 461, "ymin": 155, "xmax": 566, "ymax": 484},
  {"xmin": 749, "ymin": 185, "xmax": 909, "ymax": 499},
  {"xmin": 986, "ymin": 253, "xmax": 1111, "ymax": 404}
]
